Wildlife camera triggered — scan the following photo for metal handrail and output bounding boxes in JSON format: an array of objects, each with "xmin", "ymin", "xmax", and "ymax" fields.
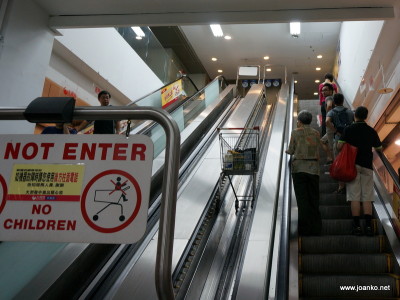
[
  {"xmin": 127, "ymin": 75, "xmax": 199, "ymax": 106},
  {"xmin": 0, "ymin": 105, "xmax": 181, "ymax": 300}
]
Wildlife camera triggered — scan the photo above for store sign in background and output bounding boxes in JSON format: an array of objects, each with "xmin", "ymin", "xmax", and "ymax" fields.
[
  {"xmin": 0, "ymin": 135, "xmax": 153, "ymax": 244},
  {"xmin": 161, "ymin": 79, "xmax": 183, "ymax": 108}
]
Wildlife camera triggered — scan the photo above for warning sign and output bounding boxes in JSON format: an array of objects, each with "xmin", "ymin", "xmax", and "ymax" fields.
[{"xmin": 0, "ymin": 135, "xmax": 153, "ymax": 244}]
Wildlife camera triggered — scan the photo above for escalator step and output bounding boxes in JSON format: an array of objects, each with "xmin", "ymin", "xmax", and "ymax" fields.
[
  {"xmin": 320, "ymin": 182, "xmax": 340, "ymax": 194},
  {"xmin": 319, "ymin": 193, "xmax": 347, "ymax": 205},
  {"xmin": 320, "ymin": 172, "xmax": 337, "ymax": 183},
  {"xmin": 321, "ymin": 219, "xmax": 377, "ymax": 235},
  {"xmin": 320, "ymin": 205, "xmax": 352, "ymax": 219},
  {"xmin": 300, "ymin": 274, "xmax": 399, "ymax": 298},
  {"xmin": 299, "ymin": 253, "xmax": 392, "ymax": 274},
  {"xmin": 300, "ymin": 235, "xmax": 385, "ymax": 254}
]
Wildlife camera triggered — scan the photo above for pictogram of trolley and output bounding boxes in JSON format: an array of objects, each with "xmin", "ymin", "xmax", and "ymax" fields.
[
  {"xmin": 218, "ymin": 127, "xmax": 259, "ymax": 212},
  {"xmin": 92, "ymin": 177, "xmax": 131, "ymax": 222}
]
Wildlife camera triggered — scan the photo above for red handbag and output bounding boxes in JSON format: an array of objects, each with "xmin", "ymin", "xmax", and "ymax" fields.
[{"xmin": 329, "ymin": 143, "xmax": 358, "ymax": 182}]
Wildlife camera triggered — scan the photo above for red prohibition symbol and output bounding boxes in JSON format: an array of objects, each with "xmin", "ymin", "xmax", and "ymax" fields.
[
  {"xmin": 81, "ymin": 169, "xmax": 142, "ymax": 233},
  {"xmin": 0, "ymin": 175, "xmax": 7, "ymax": 215}
]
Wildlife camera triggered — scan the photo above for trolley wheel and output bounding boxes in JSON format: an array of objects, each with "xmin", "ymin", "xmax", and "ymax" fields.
[
  {"xmin": 119, "ymin": 215, "xmax": 125, "ymax": 222},
  {"xmin": 93, "ymin": 215, "xmax": 99, "ymax": 221}
]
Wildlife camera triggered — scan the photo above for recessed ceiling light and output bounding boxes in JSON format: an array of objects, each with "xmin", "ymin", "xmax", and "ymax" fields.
[
  {"xmin": 266, "ymin": 68, "xmax": 272, "ymax": 72},
  {"xmin": 218, "ymin": 69, "xmax": 223, "ymax": 73},
  {"xmin": 294, "ymin": 80, "xmax": 298, "ymax": 83},
  {"xmin": 264, "ymin": 56, "xmax": 270, "ymax": 60},
  {"xmin": 313, "ymin": 92, "xmax": 318, "ymax": 95},
  {"xmin": 316, "ymin": 67, "xmax": 321, "ymax": 71},
  {"xmin": 224, "ymin": 35, "xmax": 232, "ymax": 40},
  {"xmin": 131, "ymin": 26, "xmax": 145, "ymax": 37},
  {"xmin": 317, "ymin": 55, "xmax": 323, "ymax": 59},
  {"xmin": 290, "ymin": 22, "xmax": 301, "ymax": 37},
  {"xmin": 210, "ymin": 24, "xmax": 223, "ymax": 37},
  {"xmin": 315, "ymin": 80, "xmax": 320, "ymax": 83},
  {"xmin": 212, "ymin": 57, "xmax": 218, "ymax": 61}
]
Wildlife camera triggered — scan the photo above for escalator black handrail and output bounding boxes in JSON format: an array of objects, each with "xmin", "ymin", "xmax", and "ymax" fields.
[
  {"xmin": 127, "ymin": 75, "xmax": 198, "ymax": 106},
  {"xmin": 376, "ymin": 151, "xmax": 400, "ymax": 192}
]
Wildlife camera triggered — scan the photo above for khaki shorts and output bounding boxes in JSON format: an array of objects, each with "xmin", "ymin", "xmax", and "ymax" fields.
[
  {"xmin": 320, "ymin": 131, "xmax": 334, "ymax": 152},
  {"xmin": 346, "ymin": 165, "xmax": 374, "ymax": 202}
]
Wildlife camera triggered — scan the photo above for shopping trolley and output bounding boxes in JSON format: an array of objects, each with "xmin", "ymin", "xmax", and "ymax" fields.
[
  {"xmin": 218, "ymin": 127, "xmax": 259, "ymax": 212},
  {"xmin": 92, "ymin": 185, "xmax": 130, "ymax": 222}
]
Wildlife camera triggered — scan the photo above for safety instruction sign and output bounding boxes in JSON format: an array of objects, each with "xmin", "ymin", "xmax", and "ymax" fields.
[{"xmin": 0, "ymin": 134, "xmax": 153, "ymax": 244}]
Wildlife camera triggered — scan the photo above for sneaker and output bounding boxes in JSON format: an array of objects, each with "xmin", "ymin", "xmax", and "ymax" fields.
[
  {"xmin": 365, "ymin": 226, "xmax": 374, "ymax": 236},
  {"xmin": 352, "ymin": 225, "xmax": 363, "ymax": 236}
]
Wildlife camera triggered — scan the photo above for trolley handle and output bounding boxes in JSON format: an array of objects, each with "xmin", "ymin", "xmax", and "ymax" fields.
[{"xmin": 217, "ymin": 126, "xmax": 259, "ymax": 132}]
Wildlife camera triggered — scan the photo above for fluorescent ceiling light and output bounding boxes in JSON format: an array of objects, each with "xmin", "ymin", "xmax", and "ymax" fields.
[
  {"xmin": 317, "ymin": 55, "xmax": 323, "ymax": 59},
  {"xmin": 290, "ymin": 22, "xmax": 300, "ymax": 37},
  {"xmin": 224, "ymin": 35, "xmax": 232, "ymax": 40},
  {"xmin": 316, "ymin": 67, "xmax": 321, "ymax": 71},
  {"xmin": 210, "ymin": 24, "xmax": 223, "ymax": 37},
  {"xmin": 313, "ymin": 92, "xmax": 318, "ymax": 95},
  {"xmin": 218, "ymin": 69, "xmax": 223, "ymax": 73},
  {"xmin": 264, "ymin": 56, "xmax": 270, "ymax": 60},
  {"xmin": 211, "ymin": 57, "xmax": 217, "ymax": 61},
  {"xmin": 266, "ymin": 68, "xmax": 272, "ymax": 72},
  {"xmin": 315, "ymin": 80, "xmax": 320, "ymax": 83},
  {"xmin": 131, "ymin": 27, "xmax": 145, "ymax": 37}
]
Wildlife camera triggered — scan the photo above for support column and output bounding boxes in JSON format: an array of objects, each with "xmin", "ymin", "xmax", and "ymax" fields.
[{"xmin": 0, "ymin": 0, "xmax": 54, "ymax": 133}]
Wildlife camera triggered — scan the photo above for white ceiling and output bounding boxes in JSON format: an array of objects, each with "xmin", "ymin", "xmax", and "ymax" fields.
[
  {"xmin": 181, "ymin": 22, "xmax": 341, "ymax": 98},
  {"xmin": 32, "ymin": 0, "xmax": 398, "ymax": 99}
]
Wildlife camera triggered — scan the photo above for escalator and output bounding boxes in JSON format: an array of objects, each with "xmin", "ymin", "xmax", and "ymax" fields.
[
  {"xmin": 1, "ymin": 75, "xmax": 235, "ymax": 299},
  {"xmin": 298, "ymin": 99, "xmax": 400, "ymax": 299},
  {"xmin": 234, "ymin": 80, "xmax": 400, "ymax": 300}
]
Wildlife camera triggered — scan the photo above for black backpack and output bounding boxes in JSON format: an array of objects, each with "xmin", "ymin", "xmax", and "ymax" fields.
[{"xmin": 332, "ymin": 107, "xmax": 352, "ymax": 134}]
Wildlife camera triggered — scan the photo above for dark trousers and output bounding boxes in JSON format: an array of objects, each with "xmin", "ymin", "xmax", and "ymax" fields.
[
  {"xmin": 321, "ymin": 103, "xmax": 326, "ymax": 137},
  {"xmin": 292, "ymin": 172, "xmax": 321, "ymax": 235}
]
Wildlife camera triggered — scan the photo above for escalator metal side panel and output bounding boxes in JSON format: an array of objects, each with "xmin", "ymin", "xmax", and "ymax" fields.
[{"xmin": 235, "ymin": 84, "xmax": 290, "ymax": 300}]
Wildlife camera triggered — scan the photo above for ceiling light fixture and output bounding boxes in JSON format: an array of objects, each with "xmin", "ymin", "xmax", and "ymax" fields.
[
  {"xmin": 315, "ymin": 80, "xmax": 320, "ymax": 83},
  {"xmin": 316, "ymin": 67, "xmax": 321, "ymax": 71},
  {"xmin": 395, "ymin": 139, "xmax": 400, "ymax": 146},
  {"xmin": 218, "ymin": 69, "xmax": 223, "ymax": 73},
  {"xmin": 131, "ymin": 26, "xmax": 145, "ymax": 37},
  {"xmin": 212, "ymin": 57, "xmax": 218, "ymax": 61},
  {"xmin": 264, "ymin": 56, "xmax": 270, "ymax": 60},
  {"xmin": 317, "ymin": 55, "xmax": 323, "ymax": 59},
  {"xmin": 313, "ymin": 92, "xmax": 318, "ymax": 95},
  {"xmin": 290, "ymin": 22, "xmax": 300, "ymax": 38},
  {"xmin": 266, "ymin": 68, "xmax": 272, "ymax": 72},
  {"xmin": 210, "ymin": 24, "xmax": 223, "ymax": 37},
  {"xmin": 135, "ymin": 36, "xmax": 142, "ymax": 40},
  {"xmin": 224, "ymin": 35, "xmax": 232, "ymax": 40},
  {"xmin": 295, "ymin": 80, "xmax": 298, "ymax": 83}
]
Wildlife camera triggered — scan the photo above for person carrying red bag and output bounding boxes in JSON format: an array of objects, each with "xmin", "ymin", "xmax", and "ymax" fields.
[{"xmin": 337, "ymin": 106, "xmax": 382, "ymax": 236}]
